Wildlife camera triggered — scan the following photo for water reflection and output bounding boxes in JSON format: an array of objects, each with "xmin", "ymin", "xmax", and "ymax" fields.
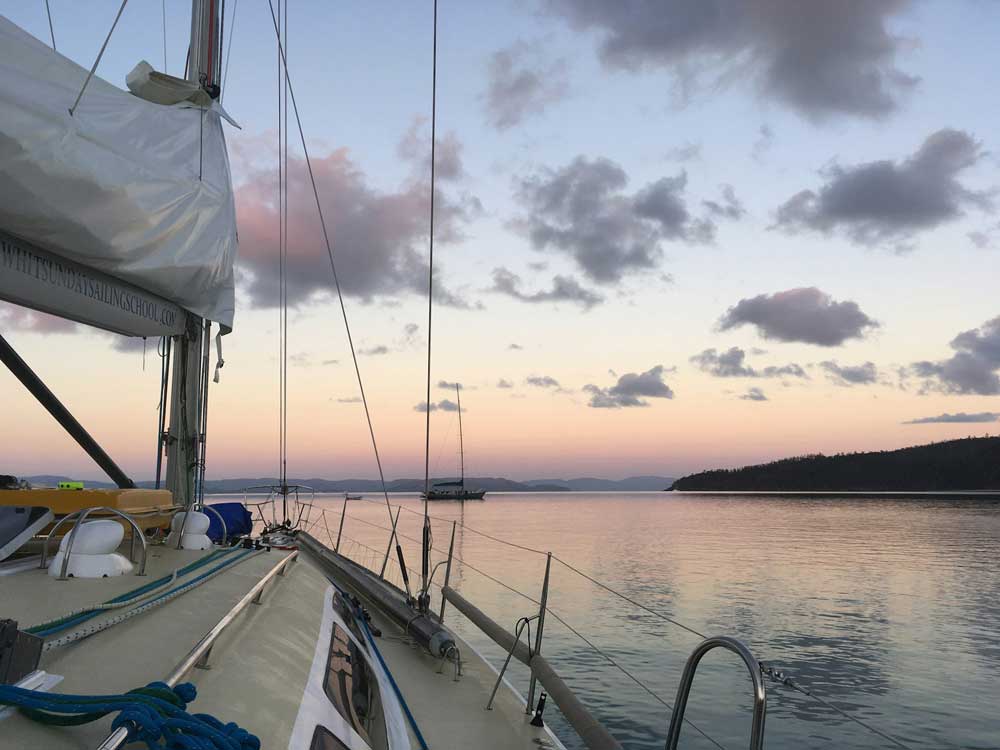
[{"xmin": 237, "ymin": 492, "xmax": 1000, "ymax": 749}]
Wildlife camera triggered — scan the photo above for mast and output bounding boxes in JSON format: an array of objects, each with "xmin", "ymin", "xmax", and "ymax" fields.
[
  {"xmin": 456, "ymin": 384, "xmax": 464, "ymax": 492},
  {"xmin": 166, "ymin": 0, "xmax": 221, "ymax": 512}
]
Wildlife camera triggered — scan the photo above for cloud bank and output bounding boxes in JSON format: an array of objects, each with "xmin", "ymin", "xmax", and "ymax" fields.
[
  {"xmin": 775, "ymin": 129, "xmax": 989, "ymax": 250},
  {"xmin": 690, "ymin": 347, "xmax": 806, "ymax": 378},
  {"xmin": 512, "ymin": 157, "xmax": 734, "ymax": 283},
  {"xmin": 490, "ymin": 267, "xmax": 603, "ymax": 309},
  {"xmin": 545, "ymin": 0, "xmax": 917, "ymax": 119},
  {"xmin": 903, "ymin": 412, "xmax": 999, "ymax": 424},
  {"xmin": 585, "ymin": 365, "xmax": 675, "ymax": 408},
  {"xmin": 719, "ymin": 287, "xmax": 878, "ymax": 346},
  {"xmin": 911, "ymin": 316, "xmax": 1000, "ymax": 395},
  {"xmin": 483, "ymin": 40, "xmax": 569, "ymax": 130}
]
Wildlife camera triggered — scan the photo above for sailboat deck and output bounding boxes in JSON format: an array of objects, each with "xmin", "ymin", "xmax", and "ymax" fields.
[{"xmin": 1, "ymin": 541, "xmax": 565, "ymax": 749}]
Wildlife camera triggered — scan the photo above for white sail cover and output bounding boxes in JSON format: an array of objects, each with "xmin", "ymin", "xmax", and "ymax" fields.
[{"xmin": 0, "ymin": 16, "xmax": 237, "ymax": 330}]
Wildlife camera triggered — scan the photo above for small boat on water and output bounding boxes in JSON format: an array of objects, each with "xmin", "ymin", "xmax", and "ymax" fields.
[
  {"xmin": 345, "ymin": 492, "xmax": 364, "ymax": 501},
  {"xmin": 422, "ymin": 385, "xmax": 486, "ymax": 501}
]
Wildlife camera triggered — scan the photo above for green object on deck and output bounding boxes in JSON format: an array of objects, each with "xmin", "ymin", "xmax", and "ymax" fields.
[{"xmin": 57, "ymin": 481, "xmax": 84, "ymax": 490}]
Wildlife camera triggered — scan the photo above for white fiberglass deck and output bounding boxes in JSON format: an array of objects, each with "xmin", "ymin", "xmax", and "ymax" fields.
[{"xmin": 1, "ymin": 540, "xmax": 565, "ymax": 750}]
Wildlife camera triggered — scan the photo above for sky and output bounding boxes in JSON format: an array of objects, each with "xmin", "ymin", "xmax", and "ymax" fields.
[{"xmin": 2, "ymin": 1, "xmax": 999, "ymax": 482}]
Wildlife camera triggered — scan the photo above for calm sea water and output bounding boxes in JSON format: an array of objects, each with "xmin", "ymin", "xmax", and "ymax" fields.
[{"xmin": 246, "ymin": 492, "xmax": 1000, "ymax": 750}]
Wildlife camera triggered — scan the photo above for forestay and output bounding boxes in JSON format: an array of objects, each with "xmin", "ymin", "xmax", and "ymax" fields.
[{"xmin": 0, "ymin": 15, "xmax": 237, "ymax": 331}]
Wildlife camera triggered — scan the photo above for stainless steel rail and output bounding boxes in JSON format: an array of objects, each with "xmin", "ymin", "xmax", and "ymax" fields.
[
  {"xmin": 201, "ymin": 504, "xmax": 228, "ymax": 546},
  {"xmin": 40, "ymin": 506, "xmax": 148, "ymax": 579},
  {"xmin": 443, "ymin": 585, "xmax": 623, "ymax": 750},
  {"xmin": 93, "ymin": 549, "xmax": 298, "ymax": 750},
  {"xmin": 665, "ymin": 636, "xmax": 767, "ymax": 750}
]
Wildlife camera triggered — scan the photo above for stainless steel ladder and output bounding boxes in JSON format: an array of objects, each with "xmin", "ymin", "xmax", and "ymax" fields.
[{"xmin": 665, "ymin": 636, "xmax": 767, "ymax": 750}]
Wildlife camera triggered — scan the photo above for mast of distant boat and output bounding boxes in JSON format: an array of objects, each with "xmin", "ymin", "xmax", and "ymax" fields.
[{"xmin": 456, "ymin": 383, "xmax": 464, "ymax": 494}]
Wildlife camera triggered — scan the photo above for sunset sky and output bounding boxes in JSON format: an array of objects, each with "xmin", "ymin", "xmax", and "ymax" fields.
[{"xmin": 2, "ymin": 1, "xmax": 999, "ymax": 482}]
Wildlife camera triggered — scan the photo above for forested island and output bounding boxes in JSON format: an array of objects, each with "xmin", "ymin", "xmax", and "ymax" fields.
[{"xmin": 669, "ymin": 437, "xmax": 1000, "ymax": 491}]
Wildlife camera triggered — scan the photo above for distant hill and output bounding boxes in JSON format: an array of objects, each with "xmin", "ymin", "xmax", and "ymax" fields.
[
  {"xmin": 526, "ymin": 476, "xmax": 675, "ymax": 491},
  {"xmin": 21, "ymin": 475, "xmax": 570, "ymax": 493},
  {"xmin": 670, "ymin": 437, "xmax": 1000, "ymax": 492}
]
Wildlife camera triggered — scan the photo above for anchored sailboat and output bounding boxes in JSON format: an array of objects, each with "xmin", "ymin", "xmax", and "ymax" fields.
[{"xmin": 423, "ymin": 384, "xmax": 486, "ymax": 501}]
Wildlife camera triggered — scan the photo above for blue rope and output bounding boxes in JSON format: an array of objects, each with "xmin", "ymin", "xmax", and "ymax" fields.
[
  {"xmin": 357, "ymin": 605, "xmax": 430, "ymax": 750},
  {"xmin": 0, "ymin": 681, "xmax": 260, "ymax": 749},
  {"xmin": 322, "ymin": 577, "xmax": 430, "ymax": 749}
]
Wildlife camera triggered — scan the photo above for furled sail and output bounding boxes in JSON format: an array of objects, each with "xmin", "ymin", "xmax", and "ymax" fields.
[{"xmin": 0, "ymin": 16, "xmax": 237, "ymax": 331}]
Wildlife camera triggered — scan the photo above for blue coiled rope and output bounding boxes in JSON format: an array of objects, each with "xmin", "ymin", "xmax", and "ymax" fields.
[{"xmin": 0, "ymin": 680, "xmax": 260, "ymax": 750}]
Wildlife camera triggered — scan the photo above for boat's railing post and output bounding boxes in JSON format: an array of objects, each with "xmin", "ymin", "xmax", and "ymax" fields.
[
  {"xmin": 487, "ymin": 615, "xmax": 537, "ymax": 711},
  {"xmin": 665, "ymin": 636, "xmax": 767, "ymax": 750},
  {"xmin": 334, "ymin": 495, "xmax": 348, "ymax": 553},
  {"xmin": 526, "ymin": 551, "xmax": 552, "ymax": 712},
  {"xmin": 438, "ymin": 521, "xmax": 457, "ymax": 622},
  {"xmin": 379, "ymin": 506, "xmax": 402, "ymax": 579}
]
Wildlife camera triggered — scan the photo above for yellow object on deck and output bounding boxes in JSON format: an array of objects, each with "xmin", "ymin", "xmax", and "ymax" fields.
[{"xmin": 0, "ymin": 488, "xmax": 179, "ymax": 536}]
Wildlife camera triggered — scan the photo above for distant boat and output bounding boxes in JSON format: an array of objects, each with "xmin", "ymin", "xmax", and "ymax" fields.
[
  {"xmin": 344, "ymin": 492, "xmax": 363, "ymax": 501},
  {"xmin": 423, "ymin": 384, "xmax": 486, "ymax": 501}
]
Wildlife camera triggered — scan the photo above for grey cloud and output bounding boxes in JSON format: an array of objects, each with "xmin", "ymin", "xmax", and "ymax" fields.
[
  {"xmin": 437, "ymin": 380, "xmax": 463, "ymax": 390},
  {"xmin": 0, "ymin": 302, "xmax": 79, "ymax": 334},
  {"xmin": 545, "ymin": 0, "xmax": 917, "ymax": 119},
  {"xmin": 413, "ymin": 399, "xmax": 461, "ymax": 413},
  {"xmin": 968, "ymin": 222, "xmax": 1000, "ymax": 249},
  {"xmin": 752, "ymin": 125, "xmax": 774, "ymax": 161},
  {"xmin": 235, "ymin": 144, "xmax": 478, "ymax": 310},
  {"xmin": 508, "ymin": 343, "xmax": 524, "ymax": 350},
  {"xmin": 690, "ymin": 347, "xmax": 807, "ymax": 378},
  {"xmin": 513, "ymin": 158, "xmax": 724, "ymax": 283},
  {"xmin": 336, "ymin": 396, "xmax": 362, "ymax": 404},
  {"xmin": 820, "ymin": 360, "xmax": 879, "ymax": 385},
  {"xmin": 490, "ymin": 267, "xmax": 603, "ymax": 309},
  {"xmin": 497, "ymin": 378, "xmax": 514, "ymax": 389},
  {"xmin": 702, "ymin": 185, "xmax": 746, "ymax": 221},
  {"xmin": 398, "ymin": 119, "xmax": 465, "ymax": 182},
  {"xmin": 719, "ymin": 287, "xmax": 879, "ymax": 346},
  {"xmin": 775, "ymin": 129, "xmax": 990, "ymax": 249},
  {"xmin": 585, "ymin": 364, "xmax": 675, "ymax": 408},
  {"xmin": 665, "ymin": 142, "xmax": 701, "ymax": 163},
  {"xmin": 526, "ymin": 375, "xmax": 562, "ymax": 389},
  {"xmin": 910, "ymin": 316, "xmax": 1000, "ymax": 395},
  {"xmin": 359, "ymin": 345, "xmax": 389, "ymax": 356},
  {"xmin": 322, "ymin": 359, "xmax": 339, "ymax": 366},
  {"xmin": 740, "ymin": 387, "xmax": 768, "ymax": 401},
  {"xmin": 484, "ymin": 40, "xmax": 569, "ymax": 130},
  {"xmin": 903, "ymin": 412, "xmax": 999, "ymax": 425}
]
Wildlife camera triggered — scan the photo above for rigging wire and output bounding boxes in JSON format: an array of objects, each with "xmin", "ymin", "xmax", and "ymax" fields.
[
  {"xmin": 220, "ymin": 0, "xmax": 239, "ymax": 101},
  {"xmin": 541, "ymin": 606, "xmax": 727, "ymax": 750},
  {"xmin": 761, "ymin": 666, "xmax": 915, "ymax": 750},
  {"xmin": 68, "ymin": 0, "xmax": 130, "ymax": 116},
  {"xmin": 331, "ymin": 508, "xmax": 727, "ymax": 749},
  {"xmin": 263, "ymin": 0, "xmax": 399, "ymax": 536},
  {"xmin": 160, "ymin": 0, "xmax": 167, "ymax": 72},
  {"xmin": 420, "ymin": 0, "xmax": 441, "ymax": 600},
  {"xmin": 43, "ymin": 0, "xmax": 56, "ymax": 51},
  {"xmin": 553, "ymin": 555, "xmax": 707, "ymax": 641}
]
